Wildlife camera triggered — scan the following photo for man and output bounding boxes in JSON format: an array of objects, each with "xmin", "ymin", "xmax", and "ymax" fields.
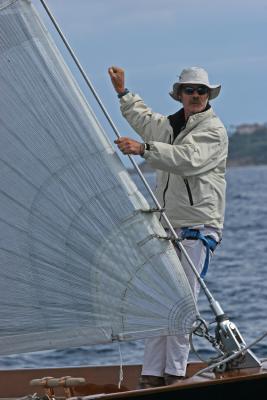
[{"xmin": 108, "ymin": 66, "xmax": 228, "ymax": 388}]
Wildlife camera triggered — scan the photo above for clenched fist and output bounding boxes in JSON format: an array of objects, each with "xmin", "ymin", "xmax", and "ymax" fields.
[{"xmin": 108, "ymin": 66, "xmax": 125, "ymax": 94}]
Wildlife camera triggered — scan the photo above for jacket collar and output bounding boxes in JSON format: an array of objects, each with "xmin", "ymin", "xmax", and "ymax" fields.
[{"xmin": 168, "ymin": 103, "xmax": 211, "ymax": 141}]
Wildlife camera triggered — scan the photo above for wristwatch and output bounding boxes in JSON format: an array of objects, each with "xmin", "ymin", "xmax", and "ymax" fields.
[
  {"xmin": 117, "ymin": 88, "xmax": 130, "ymax": 98},
  {"xmin": 140, "ymin": 142, "xmax": 150, "ymax": 157},
  {"xmin": 144, "ymin": 143, "xmax": 150, "ymax": 151}
]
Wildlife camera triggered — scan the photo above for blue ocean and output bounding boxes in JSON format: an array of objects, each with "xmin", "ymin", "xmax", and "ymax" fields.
[{"xmin": 0, "ymin": 165, "xmax": 266, "ymax": 369}]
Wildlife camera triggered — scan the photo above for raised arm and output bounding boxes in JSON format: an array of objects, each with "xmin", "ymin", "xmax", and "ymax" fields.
[{"xmin": 108, "ymin": 66, "xmax": 126, "ymax": 95}]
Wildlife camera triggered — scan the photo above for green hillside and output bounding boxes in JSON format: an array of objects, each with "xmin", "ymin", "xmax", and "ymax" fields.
[{"xmin": 228, "ymin": 124, "xmax": 267, "ymax": 166}]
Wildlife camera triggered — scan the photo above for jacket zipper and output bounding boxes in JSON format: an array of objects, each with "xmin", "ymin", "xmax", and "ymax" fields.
[
  {"xmin": 159, "ymin": 135, "xmax": 172, "ymax": 221},
  {"xmin": 161, "ymin": 126, "xmax": 194, "ymax": 216},
  {"xmin": 183, "ymin": 178, "xmax": 194, "ymax": 206},
  {"xmin": 163, "ymin": 120, "xmax": 193, "ymax": 208},
  {"xmin": 161, "ymin": 174, "xmax": 170, "ymax": 212}
]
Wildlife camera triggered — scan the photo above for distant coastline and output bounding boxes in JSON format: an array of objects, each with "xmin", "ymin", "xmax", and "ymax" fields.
[
  {"xmin": 227, "ymin": 123, "xmax": 267, "ymax": 166},
  {"xmin": 128, "ymin": 122, "xmax": 267, "ymax": 173}
]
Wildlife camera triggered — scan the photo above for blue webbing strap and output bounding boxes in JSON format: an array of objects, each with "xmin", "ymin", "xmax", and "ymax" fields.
[{"xmin": 181, "ymin": 228, "xmax": 218, "ymax": 278}]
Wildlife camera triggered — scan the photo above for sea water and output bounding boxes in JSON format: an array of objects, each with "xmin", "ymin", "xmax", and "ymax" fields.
[{"xmin": 0, "ymin": 165, "xmax": 266, "ymax": 368}]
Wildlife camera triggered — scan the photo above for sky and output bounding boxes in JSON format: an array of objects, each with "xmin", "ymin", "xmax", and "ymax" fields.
[{"xmin": 32, "ymin": 0, "xmax": 267, "ymax": 152}]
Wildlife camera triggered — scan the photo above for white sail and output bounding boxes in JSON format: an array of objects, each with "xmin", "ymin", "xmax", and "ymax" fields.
[{"xmin": 0, "ymin": 0, "xmax": 198, "ymax": 356}]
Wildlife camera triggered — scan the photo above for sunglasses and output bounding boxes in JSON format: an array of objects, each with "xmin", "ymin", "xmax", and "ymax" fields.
[{"xmin": 182, "ymin": 86, "xmax": 209, "ymax": 95}]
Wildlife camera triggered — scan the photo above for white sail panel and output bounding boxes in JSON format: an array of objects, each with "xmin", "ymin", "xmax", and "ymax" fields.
[{"xmin": 0, "ymin": 0, "xmax": 198, "ymax": 355}]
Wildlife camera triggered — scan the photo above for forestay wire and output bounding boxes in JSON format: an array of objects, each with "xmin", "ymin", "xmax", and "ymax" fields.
[{"xmin": 38, "ymin": 0, "xmax": 215, "ymax": 299}]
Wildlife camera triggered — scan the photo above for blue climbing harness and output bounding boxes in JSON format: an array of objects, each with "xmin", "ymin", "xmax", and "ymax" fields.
[{"xmin": 180, "ymin": 228, "xmax": 218, "ymax": 278}]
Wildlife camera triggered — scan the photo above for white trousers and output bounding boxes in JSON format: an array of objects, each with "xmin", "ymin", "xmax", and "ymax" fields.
[{"xmin": 141, "ymin": 227, "xmax": 219, "ymax": 377}]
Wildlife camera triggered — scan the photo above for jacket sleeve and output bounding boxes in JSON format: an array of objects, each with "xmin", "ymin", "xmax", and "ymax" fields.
[
  {"xmin": 143, "ymin": 127, "xmax": 228, "ymax": 176},
  {"xmin": 119, "ymin": 92, "xmax": 171, "ymax": 142}
]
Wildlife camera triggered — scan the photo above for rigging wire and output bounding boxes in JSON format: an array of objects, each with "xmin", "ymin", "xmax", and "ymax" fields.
[
  {"xmin": 37, "ymin": 1, "xmax": 219, "ymax": 309},
  {"xmin": 189, "ymin": 318, "xmax": 224, "ymax": 364}
]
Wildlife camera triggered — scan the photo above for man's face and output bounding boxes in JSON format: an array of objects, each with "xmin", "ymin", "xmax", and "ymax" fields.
[{"xmin": 180, "ymin": 85, "xmax": 209, "ymax": 118}]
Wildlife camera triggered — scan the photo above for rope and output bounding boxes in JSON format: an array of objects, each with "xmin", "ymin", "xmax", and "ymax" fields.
[
  {"xmin": 189, "ymin": 318, "xmax": 224, "ymax": 365},
  {"xmin": 189, "ymin": 329, "xmax": 223, "ymax": 365},
  {"xmin": 117, "ymin": 342, "xmax": 124, "ymax": 389}
]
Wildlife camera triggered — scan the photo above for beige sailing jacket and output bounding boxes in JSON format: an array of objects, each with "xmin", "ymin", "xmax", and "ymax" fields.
[{"xmin": 120, "ymin": 92, "xmax": 228, "ymax": 230}]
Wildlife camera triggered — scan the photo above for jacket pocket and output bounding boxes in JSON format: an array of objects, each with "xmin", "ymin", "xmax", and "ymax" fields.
[{"xmin": 183, "ymin": 178, "xmax": 194, "ymax": 206}]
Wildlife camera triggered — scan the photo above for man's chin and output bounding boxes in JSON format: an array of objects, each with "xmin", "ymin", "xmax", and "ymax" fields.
[{"xmin": 190, "ymin": 105, "xmax": 205, "ymax": 113}]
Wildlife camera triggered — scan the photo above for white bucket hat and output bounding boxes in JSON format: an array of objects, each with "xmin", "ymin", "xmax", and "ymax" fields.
[{"xmin": 169, "ymin": 66, "xmax": 221, "ymax": 102}]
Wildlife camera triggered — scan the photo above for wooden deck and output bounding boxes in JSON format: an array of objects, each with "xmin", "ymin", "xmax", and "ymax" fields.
[{"xmin": 0, "ymin": 361, "xmax": 267, "ymax": 399}]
